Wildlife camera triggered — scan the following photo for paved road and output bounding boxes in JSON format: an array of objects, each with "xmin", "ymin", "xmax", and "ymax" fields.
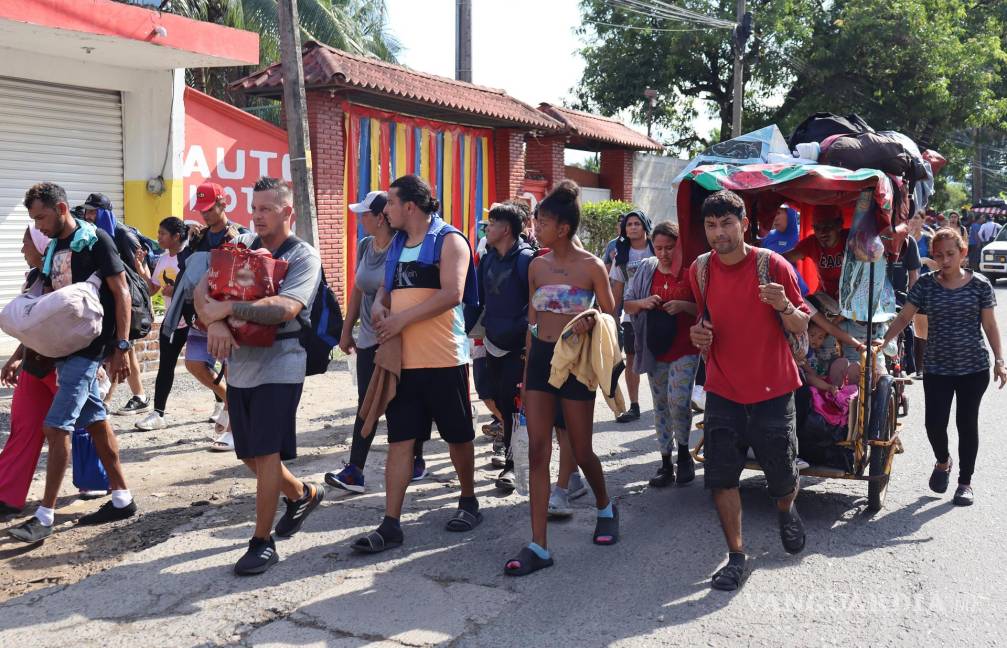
[{"xmin": 1, "ymin": 287, "xmax": 1006, "ymax": 647}]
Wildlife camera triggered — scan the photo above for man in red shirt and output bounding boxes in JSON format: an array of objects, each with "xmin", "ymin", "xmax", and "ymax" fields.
[
  {"xmin": 785, "ymin": 207, "xmax": 848, "ymax": 299},
  {"xmin": 689, "ymin": 190, "xmax": 811, "ymax": 592}
]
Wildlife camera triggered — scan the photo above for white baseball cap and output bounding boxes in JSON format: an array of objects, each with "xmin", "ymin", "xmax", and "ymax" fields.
[{"xmin": 349, "ymin": 191, "xmax": 387, "ymax": 215}]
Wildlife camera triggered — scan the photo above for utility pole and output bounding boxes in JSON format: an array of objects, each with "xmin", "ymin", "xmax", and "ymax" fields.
[
  {"xmin": 455, "ymin": 0, "xmax": 472, "ymax": 82},
  {"xmin": 644, "ymin": 87, "xmax": 658, "ymax": 138},
  {"xmin": 277, "ymin": 0, "xmax": 319, "ymax": 247},
  {"xmin": 731, "ymin": 1, "xmax": 751, "ymax": 138},
  {"xmin": 973, "ymin": 128, "xmax": 985, "ymax": 203}
]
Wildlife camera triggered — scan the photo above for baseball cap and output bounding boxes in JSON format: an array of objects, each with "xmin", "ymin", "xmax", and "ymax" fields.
[
  {"xmin": 193, "ymin": 182, "xmax": 226, "ymax": 212},
  {"xmin": 348, "ymin": 191, "xmax": 387, "ymax": 215},
  {"xmin": 83, "ymin": 193, "xmax": 112, "ymax": 211}
]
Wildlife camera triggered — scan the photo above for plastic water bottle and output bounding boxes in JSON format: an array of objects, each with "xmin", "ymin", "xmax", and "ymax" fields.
[
  {"xmin": 346, "ymin": 353, "xmax": 357, "ymax": 388},
  {"xmin": 511, "ymin": 411, "xmax": 530, "ymax": 496}
]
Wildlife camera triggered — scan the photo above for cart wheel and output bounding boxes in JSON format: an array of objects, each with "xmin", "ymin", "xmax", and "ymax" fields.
[{"xmin": 867, "ymin": 376, "xmax": 895, "ymax": 512}]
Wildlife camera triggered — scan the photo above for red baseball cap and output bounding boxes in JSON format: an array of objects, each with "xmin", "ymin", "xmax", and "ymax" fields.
[{"xmin": 193, "ymin": 182, "xmax": 226, "ymax": 212}]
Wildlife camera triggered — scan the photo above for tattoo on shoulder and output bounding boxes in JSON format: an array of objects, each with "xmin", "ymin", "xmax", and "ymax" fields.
[{"xmin": 231, "ymin": 302, "xmax": 288, "ymax": 325}]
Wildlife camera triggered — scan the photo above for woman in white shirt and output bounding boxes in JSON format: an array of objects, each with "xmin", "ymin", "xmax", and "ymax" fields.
[{"xmin": 135, "ymin": 217, "xmax": 190, "ymax": 431}]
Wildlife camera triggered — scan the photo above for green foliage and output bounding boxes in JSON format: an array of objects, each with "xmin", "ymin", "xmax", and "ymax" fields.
[
  {"xmin": 575, "ymin": 0, "xmax": 1007, "ymax": 178},
  {"xmin": 932, "ymin": 181, "xmax": 969, "ymax": 213},
  {"xmin": 579, "ymin": 200, "xmax": 634, "ymax": 257},
  {"xmin": 576, "ymin": 0, "xmax": 819, "ymax": 150},
  {"xmin": 151, "ymin": 292, "xmax": 166, "ymax": 317}
]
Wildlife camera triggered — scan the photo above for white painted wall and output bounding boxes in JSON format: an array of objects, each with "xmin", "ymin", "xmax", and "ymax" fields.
[
  {"xmin": 0, "ymin": 46, "xmax": 184, "ymax": 189},
  {"xmin": 581, "ymin": 186, "xmax": 611, "ymax": 204},
  {"xmin": 633, "ymin": 153, "xmax": 688, "ymax": 225}
]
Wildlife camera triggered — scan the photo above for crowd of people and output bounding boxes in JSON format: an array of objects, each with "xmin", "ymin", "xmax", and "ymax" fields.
[{"xmin": 0, "ymin": 173, "xmax": 1003, "ymax": 590}]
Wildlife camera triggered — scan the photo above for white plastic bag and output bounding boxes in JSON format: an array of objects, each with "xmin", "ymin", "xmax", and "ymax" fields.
[
  {"xmin": 0, "ymin": 276, "xmax": 103, "ymax": 357},
  {"xmin": 511, "ymin": 411, "xmax": 530, "ymax": 496}
]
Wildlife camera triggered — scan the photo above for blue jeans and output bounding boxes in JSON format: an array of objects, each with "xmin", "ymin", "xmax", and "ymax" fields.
[{"xmin": 44, "ymin": 355, "xmax": 106, "ymax": 432}]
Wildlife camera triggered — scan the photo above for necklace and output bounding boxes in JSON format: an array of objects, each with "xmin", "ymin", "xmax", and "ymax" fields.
[{"xmin": 371, "ymin": 237, "xmax": 392, "ymax": 254}]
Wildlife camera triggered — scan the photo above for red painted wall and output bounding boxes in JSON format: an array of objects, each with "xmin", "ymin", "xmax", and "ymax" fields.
[{"xmin": 182, "ymin": 88, "xmax": 290, "ymax": 229}]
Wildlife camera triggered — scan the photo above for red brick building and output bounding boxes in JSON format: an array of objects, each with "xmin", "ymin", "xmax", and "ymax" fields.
[{"xmin": 235, "ymin": 42, "xmax": 661, "ymax": 299}]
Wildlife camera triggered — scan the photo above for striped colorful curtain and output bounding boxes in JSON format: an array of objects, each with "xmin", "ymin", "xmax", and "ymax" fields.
[{"xmin": 342, "ymin": 103, "xmax": 495, "ymax": 297}]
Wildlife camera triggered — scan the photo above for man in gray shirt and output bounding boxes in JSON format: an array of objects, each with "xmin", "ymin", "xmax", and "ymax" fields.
[{"xmin": 195, "ymin": 177, "xmax": 324, "ymax": 576}]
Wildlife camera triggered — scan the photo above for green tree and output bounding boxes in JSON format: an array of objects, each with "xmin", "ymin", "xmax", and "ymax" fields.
[
  {"xmin": 575, "ymin": 0, "xmax": 819, "ymax": 150},
  {"xmin": 575, "ymin": 0, "xmax": 1007, "ymax": 175}
]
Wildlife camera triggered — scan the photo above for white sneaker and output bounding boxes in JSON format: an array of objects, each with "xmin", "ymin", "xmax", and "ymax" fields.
[
  {"xmin": 567, "ymin": 472, "xmax": 590, "ymax": 500},
  {"xmin": 548, "ymin": 486, "xmax": 573, "ymax": 519},
  {"xmin": 208, "ymin": 402, "xmax": 225, "ymax": 423},
  {"xmin": 692, "ymin": 385, "xmax": 707, "ymax": 412},
  {"xmin": 135, "ymin": 412, "xmax": 166, "ymax": 431}
]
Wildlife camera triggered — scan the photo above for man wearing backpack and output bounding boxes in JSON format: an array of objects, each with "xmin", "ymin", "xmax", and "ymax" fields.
[
  {"xmin": 81, "ymin": 193, "xmax": 152, "ymax": 416},
  {"xmin": 688, "ymin": 190, "xmax": 810, "ymax": 592},
  {"xmin": 350, "ymin": 174, "xmax": 482, "ymax": 554},
  {"xmin": 471, "ymin": 201, "xmax": 535, "ymax": 491},
  {"xmin": 194, "ymin": 177, "xmax": 324, "ymax": 576},
  {"xmin": 7, "ymin": 183, "xmax": 137, "ymax": 543}
]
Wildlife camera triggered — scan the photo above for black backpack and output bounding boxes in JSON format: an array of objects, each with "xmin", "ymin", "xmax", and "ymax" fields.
[
  {"xmin": 787, "ymin": 112, "xmax": 874, "ymax": 149},
  {"xmin": 122, "ymin": 263, "xmax": 153, "ymax": 340},
  {"xmin": 253, "ymin": 235, "xmax": 343, "ymax": 376}
]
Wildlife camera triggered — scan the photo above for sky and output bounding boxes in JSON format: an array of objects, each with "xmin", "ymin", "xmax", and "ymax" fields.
[
  {"xmin": 385, "ymin": 0, "xmax": 585, "ymax": 108},
  {"xmin": 384, "ymin": 0, "xmax": 717, "ymax": 159},
  {"xmin": 385, "ymin": 0, "xmax": 597, "ymax": 163}
]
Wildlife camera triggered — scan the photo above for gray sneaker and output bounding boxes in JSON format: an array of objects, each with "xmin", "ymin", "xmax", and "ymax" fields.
[
  {"xmin": 567, "ymin": 472, "xmax": 590, "ymax": 500},
  {"xmin": 547, "ymin": 486, "xmax": 573, "ymax": 519}
]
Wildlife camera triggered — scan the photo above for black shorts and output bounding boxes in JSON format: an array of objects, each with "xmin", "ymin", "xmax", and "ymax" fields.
[
  {"xmin": 228, "ymin": 383, "xmax": 303, "ymax": 461},
  {"xmin": 702, "ymin": 391, "xmax": 798, "ymax": 498},
  {"xmin": 524, "ymin": 336, "xmax": 596, "ymax": 402},
  {"xmin": 473, "ymin": 356, "xmax": 492, "ymax": 400},
  {"xmin": 385, "ymin": 365, "xmax": 475, "ymax": 444},
  {"xmin": 485, "ymin": 350, "xmax": 523, "ymax": 418},
  {"xmin": 620, "ymin": 321, "xmax": 636, "ymax": 355}
]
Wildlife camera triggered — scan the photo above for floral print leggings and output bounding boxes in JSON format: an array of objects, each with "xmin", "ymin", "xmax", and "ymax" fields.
[{"xmin": 648, "ymin": 354, "xmax": 700, "ymax": 455}]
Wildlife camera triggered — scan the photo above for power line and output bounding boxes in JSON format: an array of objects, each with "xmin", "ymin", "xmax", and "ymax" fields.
[{"xmin": 584, "ymin": 18, "xmax": 721, "ymax": 32}]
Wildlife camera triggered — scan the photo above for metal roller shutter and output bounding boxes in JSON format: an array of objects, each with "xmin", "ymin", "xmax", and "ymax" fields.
[{"xmin": 0, "ymin": 77, "xmax": 124, "ymax": 351}]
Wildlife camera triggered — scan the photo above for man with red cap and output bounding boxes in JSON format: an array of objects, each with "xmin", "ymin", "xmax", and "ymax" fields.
[{"xmin": 171, "ymin": 182, "xmax": 248, "ymax": 446}]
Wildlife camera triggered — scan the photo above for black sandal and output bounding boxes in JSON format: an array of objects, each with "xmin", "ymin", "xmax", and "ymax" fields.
[
  {"xmin": 711, "ymin": 562, "xmax": 746, "ymax": 591},
  {"xmin": 445, "ymin": 508, "xmax": 483, "ymax": 532},
  {"xmin": 504, "ymin": 546, "xmax": 554, "ymax": 576},
  {"xmin": 592, "ymin": 504, "xmax": 619, "ymax": 545},
  {"xmin": 350, "ymin": 530, "xmax": 403, "ymax": 554}
]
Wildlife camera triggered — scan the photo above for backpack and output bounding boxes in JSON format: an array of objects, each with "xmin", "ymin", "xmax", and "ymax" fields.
[
  {"xmin": 115, "ymin": 225, "xmax": 161, "ymax": 274},
  {"xmin": 694, "ymin": 247, "xmax": 809, "ymax": 364},
  {"xmin": 123, "ymin": 263, "xmax": 154, "ymax": 340},
  {"xmin": 253, "ymin": 235, "xmax": 344, "ymax": 376},
  {"xmin": 787, "ymin": 112, "xmax": 874, "ymax": 150}
]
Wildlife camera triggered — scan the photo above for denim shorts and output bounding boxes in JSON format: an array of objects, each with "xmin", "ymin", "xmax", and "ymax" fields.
[
  {"xmin": 702, "ymin": 391, "xmax": 798, "ymax": 498},
  {"xmin": 184, "ymin": 331, "xmax": 217, "ymax": 365},
  {"xmin": 44, "ymin": 355, "xmax": 106, "ymax": 432}
]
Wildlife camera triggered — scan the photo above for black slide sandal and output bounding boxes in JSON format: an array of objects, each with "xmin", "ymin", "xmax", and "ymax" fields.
[
  {"xmin": 350, "ymin": 530, "xmax": 403, "ymax": 554},
  {"xmin": 445, "ymin": 509, "xmax": 483, "ymax": 532},
  {"xmin": 592, "ymin": 504, "xmax": 619, "ymax": 545},
  {"xmin": 711, "ymin": 562, "xmax": 746, "ymax": 591},
  {"xmin": 504, "ymin": 546, "xmax": 554, "ymax": 576}
]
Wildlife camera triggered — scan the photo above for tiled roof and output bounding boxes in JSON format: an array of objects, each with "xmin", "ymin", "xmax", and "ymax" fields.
[
  {"xmin": 537, "ymin": 103, "xmax": 664, "ymax": 151},
  {"xmin": 233, "ymin": 42, "xmax": 562, "ymax": 131}
]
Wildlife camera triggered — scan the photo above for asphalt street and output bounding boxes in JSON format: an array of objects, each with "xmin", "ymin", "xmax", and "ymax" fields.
[{"xmin": 0, "ymin": 286, "xmax": 1005, "ymax": 647}]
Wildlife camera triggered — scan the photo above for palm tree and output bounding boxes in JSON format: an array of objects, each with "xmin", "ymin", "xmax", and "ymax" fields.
[{"xmin": 124, "ymin": 1, "xmax": 400, "ymax": 111}]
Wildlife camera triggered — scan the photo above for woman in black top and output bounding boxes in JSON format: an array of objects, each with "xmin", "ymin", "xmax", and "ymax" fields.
[{"xmin": 880, "ymin": 228, "xmax": 1006, "ymax": 506}]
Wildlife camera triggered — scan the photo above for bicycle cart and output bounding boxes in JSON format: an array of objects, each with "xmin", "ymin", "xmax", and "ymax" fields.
[{"xmin": 675, "ymin": 162, "xmax": 910, "ymax": 511}]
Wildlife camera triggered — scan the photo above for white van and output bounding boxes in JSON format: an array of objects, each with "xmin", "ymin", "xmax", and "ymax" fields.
[{"xmin": 979, "ymin": 226, "xmax": 1007, "ymax": 283}]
